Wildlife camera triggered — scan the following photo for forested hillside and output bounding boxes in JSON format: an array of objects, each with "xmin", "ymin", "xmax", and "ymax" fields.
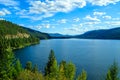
[
  {"xmin": 23, "ymin": 27, "xmax": 51, "ymax": 39},
  {"xmin": 0, "ymin": 20, "xmax": 42, "ymax": 49},
  {"xmin": 75, "ymin": 27, "xmax": 120, "ymax": 39}
]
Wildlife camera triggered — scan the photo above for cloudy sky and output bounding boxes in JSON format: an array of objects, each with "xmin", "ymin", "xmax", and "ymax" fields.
[{"xmin": 0, "ymin": 0, "xmax": 120, "ymax": 35}]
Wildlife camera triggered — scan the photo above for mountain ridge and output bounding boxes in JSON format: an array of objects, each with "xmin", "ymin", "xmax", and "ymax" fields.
[{"xmin": 74, "ymin": 27, "xmax": 120, "ymax": 39}]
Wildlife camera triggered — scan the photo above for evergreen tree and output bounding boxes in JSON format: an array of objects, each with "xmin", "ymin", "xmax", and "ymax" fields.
[
  {"xmin": 32, "ymin": 64, "xmax": 38, "ymax": 73},
  {"xmin": 45, "ymin": 50, "xmax": 58, "ymax": 78},
  {"xmin": 17, "ymin": 69, "xmax": 44, "ymax": 80},
  {"xmin": 59, "ymin": 60, "xmax": 67, "ymax": 80},
  {"xmin": 25, "ymin": 61, "xmax": 32, "ymax": 71},
  {"xmin": 15, "ymin": 59, "xmax": 22, "ymax": 74},
  {"xmin": 106, "ymin": 70, "xmax": 112, "ymax": 80},
  {"xmin": 0, "ymin": 48, "xmax": 15, "ymax": 80},
  {"xmin": 105, "ymin": 62, "xmax": 119, "ymax": 80},
  {"xmin": 65, "ymin": 62, "xmax": 76, "ymax": 80},
  {"xmin": 77, "ymin": 70, "xmax": 87, "ymax": 80}
]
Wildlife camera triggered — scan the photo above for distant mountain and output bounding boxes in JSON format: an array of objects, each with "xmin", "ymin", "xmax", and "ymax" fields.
[
  {"xmin": 75, "ymin": 27, "xmax": 120, "ymax": 39},
  {"xmin": 49, "ymin": 33, "xmax": 72, "ymax": 38},
  {"xmin": 23, "ymin": 27, "xmax": 51, "ymax": 39}
]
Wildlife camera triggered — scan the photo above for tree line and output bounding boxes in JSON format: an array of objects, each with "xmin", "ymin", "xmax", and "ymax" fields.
[{"xmin": 0, "ymin": 47, "xmax": 120, "ymax": 80}]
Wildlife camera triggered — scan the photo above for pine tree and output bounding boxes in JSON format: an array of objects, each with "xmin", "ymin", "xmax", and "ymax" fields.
[
  {"xmin": 65, "ymin": 62, "xmax": 76, "ymax": 80},
  {"xmin": 106, "ymin": 70, "xmax": 112, "ymax": 80},
  {"xmin": 77, "ymin": 70, "xmax": 87, "ymax": 80},
  {"xmin": 105, "ymin": 62, "xmax": 119, "ymax": 80},
  {"xmin": 25, "ymin": 61, "xmax": 32, "ymax": 71},
  {"xmin": 32, "ymin": 64, "xmax": 38, "ymax": 73},
  {"xmin": 15, "ymin": 59, "xmax": 22, "ymax": 74},
  {"xmin": 45, "ymin": 50, "xmax": 58, "ymax": 78},
  {"xmin": 59, "ymin": 60, "xmax": 67, "ymax": 80},
  {"xmin": 0, "ymin": 48, "xmax": 15, "ymax": 80}
]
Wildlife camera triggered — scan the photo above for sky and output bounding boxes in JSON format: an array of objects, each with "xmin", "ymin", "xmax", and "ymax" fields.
[{"xmin": 0, "ymin": 0, "xmax": 120, "ymax": 35}]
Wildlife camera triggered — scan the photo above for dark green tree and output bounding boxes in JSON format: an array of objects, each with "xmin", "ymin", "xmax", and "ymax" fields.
[
  {"xmin": 0, "ymin": 48, "xmax": 15, "ymax": 80},
  {"xmin": 105, "ymin": 62, "xmax": 119, "ymax": 80},
  {"xmin": 77, "ymin": 70, "xmax": 87, "ymax": 80},
  {"xmin": 32, "ymin": 64, "xmax": 38, "ymax": 73},
  {"xmin": 15, "ymin": 59, "xmax": 22, "ymax": 74},
  {"xmin": 45, "ymin": 50, "xmax": 58, "ymax": 78},
  {"xmin": 25, "ymin": 61, "xmax": 32, "ymax": 71}
]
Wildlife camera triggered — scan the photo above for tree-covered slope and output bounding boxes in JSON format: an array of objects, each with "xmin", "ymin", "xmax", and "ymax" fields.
[
  {"xmin": 23, "ymin": 27, "xmax": 51, "ymax": 39},
  {"xmin": 0, "ymin": 20, "xmax": 49, "ymax": 49},
  {"xmin": 75, "ymin": 27, "xmax": 120, "ymax": 39}
]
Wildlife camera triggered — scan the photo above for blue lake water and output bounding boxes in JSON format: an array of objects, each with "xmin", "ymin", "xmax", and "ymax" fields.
[{"xmin": 15, "ymin": 39, "xmax": 120, "ymax": 80}]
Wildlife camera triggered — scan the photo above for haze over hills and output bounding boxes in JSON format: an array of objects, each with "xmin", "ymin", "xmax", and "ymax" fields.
[
  {"xmin": 49, "ymin": 27, "xmax": 120, "ymax": 40},
  {"xmin": 74, "ymin": 27, "xmax": 120, "ymax": 39},
  {"xmin": 49, "ymin": 33, "xmax": 72, "ymax": 38}
]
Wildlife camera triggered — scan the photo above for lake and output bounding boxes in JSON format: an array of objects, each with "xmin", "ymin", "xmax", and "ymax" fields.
[{"xmin": 15, "ymin": 39, "xmax": 120, "ymax": 80}]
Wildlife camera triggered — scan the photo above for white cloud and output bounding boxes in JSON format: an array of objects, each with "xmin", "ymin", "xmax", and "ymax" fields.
[
  {"xmin": 73, "ymin": 18, "xmax": 80, "ymax": 22},
  {"xmin": 36, "ymin": 25, "xmax": 42, "ymax": 30},
  {"xmin": 93, "ymin": 11, "xmax": 106, "ymax": 16},
  {"xmin": 64, "ymin": 27, "xmax": 80, "ymax": 33},
  {"xmin": 86, "ymin": 0, "xmax": 120, "ymax": 6},
  {"xmin": 103, "ymin": 15, "xmax": 112, "ymax": 19},
  {"xmin": 19, "ymin": 11, "xmax": 54, "ymax": 21},
  {"xmin": 29, "ymin": 0, "xmax": 86, "ymax": 14},
  {"xmin": 0, "ymin": 18, "xmax": 4, "ymax": 20},
  {"xmin": 44, "ymin": 24, "xmax": 50, "ymax": 28},
  {"xmin": 83, "ymin": 21, "xmax": 101, "ymax": 25},
  {"xmin": 0, "ymin": 8, "xmax": 11, "ymax": 16},
  {"xmin": 42, "ymin": 20, "xmax": 50, "ymax": 23},
  {"xmin": 84, "ymin": 15, "xmax": 100, "ymax": 21},
  {"xmin": 112, "ymin": 18, "xmax": 120, "ymax": 20},
  {"xmin": 19, "ymin": 24, "xmax": 25, "ymax": 26},
  {"xmin": 35, "ymin": 24, "xmax": 52, "ymax": 29},
  {"xmin": 16, "ymin": 9, "xmax": 28, "ymax": 15},
  {"xmin": 58, "ymin": 19, "xmax": 67, "ymax": 24},
  {"xmin": 105, "ymin": 21, "xmax": 120, "ymax": 26},
  {"xmin": 72, "ymin": 24, "xmax": 83, "ymax": 27},
  {"xmin": 19, "ymin": 0, "xmax": 86, "ymax": 20},
  {"xmin": 13, "ymin": 7, "xmax": 20, "ymax": 10},
  {"xmin": 16, "ymin": 0, "xmax": 120, "ymax": 20},
  {"xmin": 0, "ymin": 0, "xmax": 19, "ymax": 6}
]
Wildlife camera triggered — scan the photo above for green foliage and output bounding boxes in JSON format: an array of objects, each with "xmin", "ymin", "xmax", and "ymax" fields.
[
  {"xmin": 44, "ymin": 50, "xmax": 77, "ymax": 80},
  {"xmin": 105, "ymin": 62, "xmax": 119, "ymax": 80},
  {"xmin": 14, "ymin": 59, "xmax": 22, "ymax": 75},
  {"xmin": 106, "ymin": 70, "xmax": 112, "ymax": 80},
  {"xmin": 0, "ymin": 20, "xmax": 40, "ymax": 49},
  {"xmin": 32, "ymin": 64, "xmax": 38, "ymax": 73},
  {"xmin": 65, "ymin": 62, "xmax": 76, "ymax": 80},
  {"xmin": 45, "ymin": 50, "xmax": 58, "ymax": 78},
  {"xmin": 16, "ymin": 69, "xmax": 44, "ymax": 80},
  {"xmin": 58, "ymin": 60, "xmax": 67, "ymax": 80},
  {"xmin": 0, "ymin": 48, "xmax": 15, "ymax": 80},
  {"xmin": 24, "ymin": 27, "xmax": 51, "ymax": 39},
  {"xmin": 77, "ymin": 70, "xmax": 87, "ymax": 80},
  {"xmin": 25, "ymin": 61, "xmax": 32, "ymax": 71},
  {"xmin": 0, "ymin": 47, "xmax": 87, "ymax": 80}
]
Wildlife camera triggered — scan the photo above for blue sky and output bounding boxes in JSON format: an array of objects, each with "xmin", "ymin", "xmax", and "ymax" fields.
[{"xmin": 0, "ymin": 0, "xmax": 120, "ymax": 35}]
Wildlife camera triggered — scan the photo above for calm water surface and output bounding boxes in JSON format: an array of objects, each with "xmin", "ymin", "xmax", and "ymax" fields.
[{"xmin": 15, "ymin": 39, "xmax": 120, "ymax": 80}]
